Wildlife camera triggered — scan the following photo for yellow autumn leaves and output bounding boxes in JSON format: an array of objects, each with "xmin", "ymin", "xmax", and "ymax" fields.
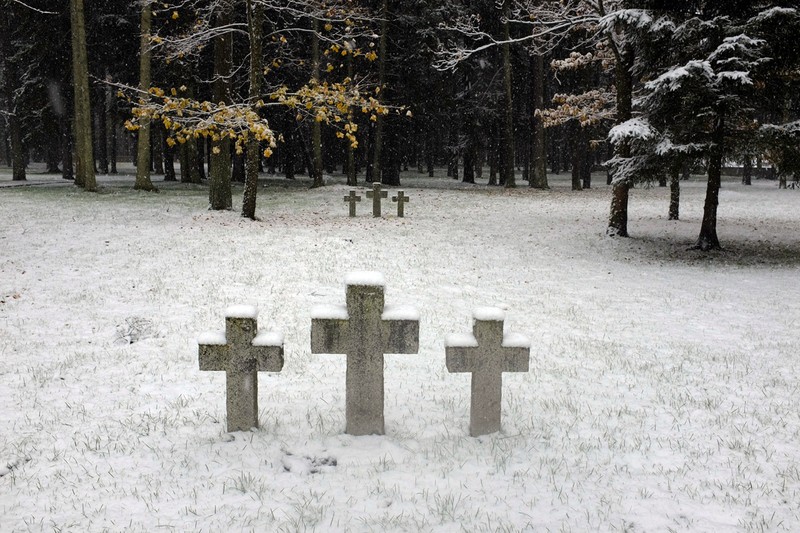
[{"xmin": 124, "ymin": 78, "xmax": 390, "ymax": 156}]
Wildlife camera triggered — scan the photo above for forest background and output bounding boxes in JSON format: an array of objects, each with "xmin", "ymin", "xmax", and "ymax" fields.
[{"xmin": 1, "ymin": 0, "xmax": 799, "ymax": 249}]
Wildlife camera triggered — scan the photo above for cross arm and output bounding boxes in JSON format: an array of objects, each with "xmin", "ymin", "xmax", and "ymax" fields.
[
  {"xmin": 501, "ymin": 334, "xmax": 530, "ymax": 373},
  {"xmin": 381, "ymin": 306, "xmax": 420, "ymax": 354},
  {"xmin": 311, "ymin": 304, "xmax": 349, "ymax": 354},
  {"xmin": 252, "ymin": 332, "xmax": 285, "ymax": 372},
  {"xmin": 198, "ymin": 331, "xmax": 228, "ymax": 371},
  {"xmin": 445, "ymin": 333, "xmax": 479, "ymax": 372}
]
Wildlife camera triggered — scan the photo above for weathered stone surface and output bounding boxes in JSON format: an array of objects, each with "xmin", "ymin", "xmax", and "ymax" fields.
[
  {"xmin": 198, "ymin": 306, "xmax": 284, "ymax": 432},
  {"xmin": 391, "ymin": 191, "xmax": 409, "ymax": 217},
  {"xmin": 343, "ymin": 190, "xmax": 361, "ymax": 217},
  {"xmin": 445, "ymin": 307, "xmax": 529, "ymax": 437},
  {"xmin": 365, "ymin": 183, "xmax": 388, "ymax": 217},
  {"xmin": 311, "ymin": 272, "xmax": 419, "ymax": 435}
]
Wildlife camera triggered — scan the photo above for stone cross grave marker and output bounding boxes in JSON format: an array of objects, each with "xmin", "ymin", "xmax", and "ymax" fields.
[
  {"xmin": 365, "ymin": 183, "xmax": 388, "ymax": 217},
  {"xmin": 311, "ymin": 272, "xmax": 419, "ymax": 435},
  {"xmin": 343, "ymin": 190, "xmax": 361, "ymax": 217},
  {"xmin": 445, "ymin": 307, "xmax": 530, "ymax": 437},
  {"xmin": 198, "ymin": 305, "xmax": 284, "ymax": 432},
  {"xmin": 392, "ymin": 191, "xmax": 409, "ymax": 217}
]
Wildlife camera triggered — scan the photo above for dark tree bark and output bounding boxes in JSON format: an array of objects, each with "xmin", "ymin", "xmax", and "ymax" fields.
[
  {"xmin": 70, "ymin": 0, "xmax": 96, "ymax": 190},
  {"xmin": 463, "ymin": 120, "xmax": 476, "ymax": 184},
  {"xmin": 373, "ymin": 0, "xmax": 388, "ymax": 185},
  {"xmin": 696, "ymin": 115, "xmax": 724, "ymax": 251},
  {"xmin": 571, "ymin": 125, "xmax": 584, "ymax": 191},
  {"xmin": 742, "ymin": 156, "xmax": 752, "ymax": 185},
  {"xmin": 232, "ymin": 151, "xmax": 245, "ymax": 183},
  {"xmin": 1, "ymin": 10, "xmax": 25, "ymax": 181},
  {"xmin": 163, "ymin": 124, "xmax": 176, "ymax": 181},
  {"xmin": 152, "ymin": 124, "xmax": 164, "ymax": 175},
  {"xmin": 209, "ymin": 0, "xmax": 233, "ymax": 209},
  {"xmin": 309, "ymin": 17, "xmax": 324, "ymax": 188},
  {"xmin": 500, "ymin": 0, "xmax": 515, "ymax": 188},
  {"xmin": 61, "ymin": 116, "xmax": 74, "ymax": 180},
  {"xmin": 530, "ymin": 54, "xmax": 548, "ymax": 189},
  {"xmin": 96, "ymin": 88, "xmax": 108, "ymax": 174},
  {"xmin": 0, "ymin": 121, "xmax": 6, "ymax": 167},
  {"xmin": 344, "ymin": 41, "xmax": 357, "ymax": 186},
  {"xmin": 607, "ymin": 43, "xmax": 634, "ymax": 237},
  {"xmin": 242, "ymin": 0, "xmax": 263, "ymax": 219},
  {"xmin": 488, "ymin": 122, "xmax": 499, "ymax": 186},
  {"xmin": 283, "ymin": 120, "xmax": 296, "ymax": 180},
  {"xmin": 134, "ymin": 1, "xmax": 157, "ymax": 191},
  {"xmin": 669, "ymin": 164, "xmax": 680, "ymax": 220},
  {"xmin": 382, "ymin": 116, "xmax": 401, "ymax": 186},
  {"xmin": 425, "ymin": 122, "xmax": 435, "ymax": 177},
  {"xmin": 447, "ymin": 126, "xmax": 459, "ymax": 180}
]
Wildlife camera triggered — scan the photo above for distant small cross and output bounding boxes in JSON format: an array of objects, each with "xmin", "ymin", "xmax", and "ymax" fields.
[
  {"xmin": 311, "ymin": 272, "xmax": 419, "ymax": 435},
  {"xmin": 445, "ymin": 308, "xmax": 529, "ymax": 437},
  {"xmin": 198, "ymin": 306, "xmax": 284, "ymax": 432},
  {"xmin": 365, "ymin": 182, "xmax": 388, "ymax": 217},
  {"xmin": 392, "ymin": 191, "xmax": 409, "ymax": 217},
  {"xmin": 343, "ymin": 190, "xmax": 361, "ymax": 217}
]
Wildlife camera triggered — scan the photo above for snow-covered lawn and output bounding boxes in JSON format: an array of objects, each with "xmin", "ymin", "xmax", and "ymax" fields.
[{"xmin": 1, "ymin": 168, "xmax": 799, "ymax": 531}]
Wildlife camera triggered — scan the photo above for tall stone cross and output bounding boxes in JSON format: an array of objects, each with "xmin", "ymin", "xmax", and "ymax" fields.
[
  {"xmin": 365, "ymin": 182, "xmax": 388, "ymax": 217},
  {"xmin": 392, "ymin": 191, "xmax": 409, "ymax": 217},
  {"xmin": 343, "ymin": 190, "xmax": 361, "ymax": 217},
  {"xmin": 311, "ymin": 272, "xmax": 419, "ymax": 435},
  {"xmin": 445, "ymin": 307, "xmax": 530, "ymax": 437},
  {"xmin": 198, "ymin": 305, "xmax": 284, "ymax": 432}
]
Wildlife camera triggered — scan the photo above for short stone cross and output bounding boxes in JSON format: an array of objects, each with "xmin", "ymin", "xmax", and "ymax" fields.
[
  {"xmin": 445, "ymin": 307, "xmax": 530, "ymax": 437},
  {"xmin": 343, "ymin": 190, "xmax": 361, "ymax": 217},
  {"xmin": 198, "ymin": 305, "xmax": 284, "ymax": 432},
  {"xmin": 365, "ymin": 182, "xmax": 388, "ymax": 217},
  {"xmin": 392, "ymin": 191, "xmax": 409, "ymax": 217},
  {"xmin": 311, "ymin": 272, "xmax": 419, "ymax": 435}
]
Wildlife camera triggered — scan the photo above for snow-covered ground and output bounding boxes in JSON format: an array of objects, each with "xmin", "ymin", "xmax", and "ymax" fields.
[{"xmin": 1, "ymin": 165, "xmax": 799, "ymax": 531}]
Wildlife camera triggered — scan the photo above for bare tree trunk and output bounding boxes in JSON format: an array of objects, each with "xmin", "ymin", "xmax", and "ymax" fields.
[
  {"xmin": 135, "ymin": 1, "xmax": 157, "ymax": 191},
  {"xmin": 96, "ymin": 87, "xmax": 109, "ymax": 174},
  {"xmin": 500, "ymin": 0, "xmax": 515, "ymax": 188},
  {"xmin": 163, "ymin": 124, "xmax": 176, "ymax": 181},
  {"xmin": 742, "ymin": 156, "xmax": 752, "ymax": 185},
  {"xmin": 373, "ymin": 0, "xmax": 388, "ymax": 184},
  {"xmin": 106, "ymin": 78, "xmax": 117, "ymax": 174},
  {"xmin": 669, "ymin": 164, "xmax": 680, "ymax": 220},
  {"xmin": 309, "ymin": 17, "xmax": 324, "ymax": 188},
  {"xmin": 530, "ymin": 54, "xmax": 548, "ymax": 189},
  {"xmin": 70, "ymin": 0, "xmax": 96, "ymax": 191},
  {"xmin": 571, "ymin": 125, "xmax": 584, "ymax": 191},
  {"xmin": 209, "ymin": 0, "xmax": 233, "ymax": 209},
  {"xmin": 463, "ymin": 118, "xmax": 475, "ymax": 184},
  {"xmin": 242, "ymin": 0, "xmax": 263, "ymax": 219},
  {"xmin": 696, "ymin": 116, "xmax": 724, "ymax": 251},
  {"xmin": 61, "ymin": 115, "xmax": 74, "ymax": 180},
  {"xmin": 345, "ymin": 45, "xmax": 357, "ymax": 186},
  {"xmin": 152, "ymin": 124, "xmax": 164, "ymax": 175},
  {"xmin": 606, "ymin": 43, "xmax": 633, "ymax": 236},
  {"xmin": 1, "ymin": 10, "xmax": 25, "ymax": 181}
]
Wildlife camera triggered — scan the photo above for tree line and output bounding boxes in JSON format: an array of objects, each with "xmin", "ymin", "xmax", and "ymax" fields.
[{"xmin": 1, "ymin": 1, "xmax": 798, "ymax": 248}]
